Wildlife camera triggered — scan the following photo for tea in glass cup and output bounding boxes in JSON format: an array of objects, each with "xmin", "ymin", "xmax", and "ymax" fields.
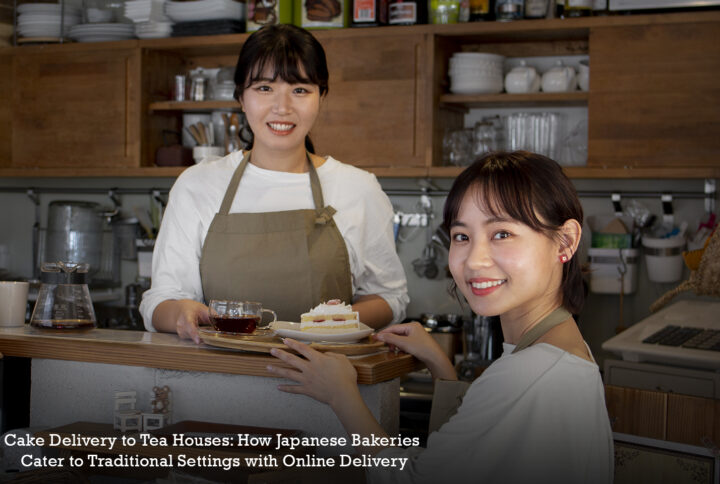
[{"xmin": 208, "ymin": 300, "xmax": 277, "ymax": 334}]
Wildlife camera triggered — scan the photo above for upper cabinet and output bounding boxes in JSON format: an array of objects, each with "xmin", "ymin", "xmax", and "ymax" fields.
[
  {"xmin": 588, "ymin": 20, "xmax": 720, "ymax": 172},
  {"xmin": 0, "ymin": 12, "xmax": 718, "ymax": 178},
  {"xmin": 10, "ymin": 44, "xmax": 142, "ymax": 172}
]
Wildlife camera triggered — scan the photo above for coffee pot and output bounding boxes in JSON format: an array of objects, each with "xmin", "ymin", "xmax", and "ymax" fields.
[{"xmin": 30, "ymin": 262, "xmax": 96, "ymax": 329}]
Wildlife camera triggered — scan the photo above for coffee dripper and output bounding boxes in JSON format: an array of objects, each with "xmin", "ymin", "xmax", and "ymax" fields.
[{"xmin": 30, "ymin": 261, "xmax": 97, "ymax": 329}]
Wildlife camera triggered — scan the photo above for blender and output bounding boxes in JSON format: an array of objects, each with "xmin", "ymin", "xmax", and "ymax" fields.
[{"xmin": 30, "ymin": 262, "xmax": 97, "ymax": 329}]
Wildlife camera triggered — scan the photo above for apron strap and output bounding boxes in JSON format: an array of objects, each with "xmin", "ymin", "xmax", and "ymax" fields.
[
  {"xmin": 218, "ymin": 151, "xmax": 327, "ymax": 216},
  {"xmin": 511, "ymin": 307, "xmax": 572, "ymax": 354}
]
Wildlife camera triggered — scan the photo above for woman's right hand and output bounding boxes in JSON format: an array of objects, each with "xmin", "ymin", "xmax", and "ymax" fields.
[
  {"xmin": 153, "ymin": 299, "xmax": 210, "ymax": 344},
  {"xmin": 375, "ymin": 322, "xmax": 457, "ymax": 380}
]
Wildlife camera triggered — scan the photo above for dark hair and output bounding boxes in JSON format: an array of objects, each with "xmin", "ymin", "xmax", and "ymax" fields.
[
  {"xmin": 233, "ymin": 24, "xmax": 329, "ymax": 153},
  {"xmin": 442, "ymin": 151, "xmax": 585, "ymax": 314}
]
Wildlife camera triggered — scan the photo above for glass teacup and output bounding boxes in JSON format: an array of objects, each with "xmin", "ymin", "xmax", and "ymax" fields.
[{"xmin": 208, "ymin": 300, "xmax": 277, "ymax": 334}]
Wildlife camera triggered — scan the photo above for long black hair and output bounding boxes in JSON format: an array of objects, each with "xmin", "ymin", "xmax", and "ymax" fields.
[
  {"xmin": 443, "ymin": 151, "xmax": 586, "ymax": 314},
  {"xmin": 233, "ymin": 24, "xmax": 329, "ymax": 153}
]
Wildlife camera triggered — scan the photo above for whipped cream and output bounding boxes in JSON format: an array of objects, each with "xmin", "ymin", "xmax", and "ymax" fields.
[{"xmin": 306, "ymin": 300, "xmax": 353, "ymax": 315}]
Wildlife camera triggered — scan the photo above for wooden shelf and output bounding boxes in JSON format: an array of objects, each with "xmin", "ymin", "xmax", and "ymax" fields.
[
  {"xmin": 440, "ymin": 91, "xmax": 588, "ymax": 109},
  {"xmin": 149, "ymin": 100, "xmax": 240, "ymax": 112},
  {"xmin": 429, "ymin": 165, "xmax": 720, "ymax": 179}
]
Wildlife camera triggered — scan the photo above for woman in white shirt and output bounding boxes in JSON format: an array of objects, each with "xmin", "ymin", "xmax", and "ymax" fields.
[
  {"xmin": 139, "ymin": 24, "xmax": 408, "ymax": 343},
  {"xmin": 268, "ymin": 151, "xmax": 614, "ymax": 484}
]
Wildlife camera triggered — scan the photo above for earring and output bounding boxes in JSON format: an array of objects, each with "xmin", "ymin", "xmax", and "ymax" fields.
[{"xmin": 559, "ymin": 254, "xmax": 568, "ymax": 263}]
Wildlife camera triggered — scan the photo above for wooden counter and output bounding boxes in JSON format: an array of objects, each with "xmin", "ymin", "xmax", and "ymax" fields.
[{"xmin": 0, "ymin": 326, "xmax": 420, "ymax": 385}]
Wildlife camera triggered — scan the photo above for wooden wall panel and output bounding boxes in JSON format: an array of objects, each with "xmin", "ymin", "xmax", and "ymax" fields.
[
  {"xmin": 0, "ymin": 52, "xmax": 11, "ymax": 167},
  {"xmin": 588, "ymin": 22, "xmax": 720, "ymax": 169},
  {"xmin": 312, "ymin": 32, "xmax": 428, "ymax": 168}
]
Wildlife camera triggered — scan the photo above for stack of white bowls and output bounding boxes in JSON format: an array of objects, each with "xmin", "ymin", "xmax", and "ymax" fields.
[
  {"xmin": 16, "ymin": 3, "xmax": 82, "ymax": 40},
  {"xmin": 448, "ymin": 52, "xmax": 505, "ymax": 95}
]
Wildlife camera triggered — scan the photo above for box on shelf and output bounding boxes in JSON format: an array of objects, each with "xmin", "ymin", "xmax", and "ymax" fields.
[
  {"xmin": 247, "ymin": 0, "xmax": 294, "ymax": 31},
  {"xmin": 294, "ymin": 0, "xmax": 350, "ymax": 28}
]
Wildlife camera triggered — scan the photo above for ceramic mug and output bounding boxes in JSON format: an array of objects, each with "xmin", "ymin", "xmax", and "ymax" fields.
[
  {"xmin": 577, "ymin": 60, "xmax": 589, "ymax": 92},
  {"xmin": 0, "ymin": 281, "xmax": 30, "ymax": 327}
]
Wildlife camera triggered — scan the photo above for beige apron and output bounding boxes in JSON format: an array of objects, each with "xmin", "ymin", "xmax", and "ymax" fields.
[{"xmin": 199, "ymin": 151, "xmax": 353, "ymax": 321}]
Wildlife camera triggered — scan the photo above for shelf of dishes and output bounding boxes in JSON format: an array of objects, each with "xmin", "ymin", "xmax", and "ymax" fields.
[
  {"xmin": 439, "ymin": 91, "xmax": 588, "ymax": 109},
  {"xmin": 149, "ymin": 101, "xmax": 240, "ymax": 111}
]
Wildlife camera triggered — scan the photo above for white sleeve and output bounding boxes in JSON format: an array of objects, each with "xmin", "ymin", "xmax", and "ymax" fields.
[
  {"xmin": 138, "ymin": 175, "xmax": 207, "ymax": 331},
  {"xmin": 347, "ymin": 175, "xmax": 409, "ymax": 324}
]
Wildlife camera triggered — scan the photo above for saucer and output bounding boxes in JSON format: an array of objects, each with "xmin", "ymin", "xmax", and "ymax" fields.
[{"xmin": 270, "ymin": 321, "xmax": 374, "ymax": 343}]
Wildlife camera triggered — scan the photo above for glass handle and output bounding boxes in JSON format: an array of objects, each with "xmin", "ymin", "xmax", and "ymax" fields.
[{"xmin": 262, "ymin": 308, "xmax": 277, "ymax": 326}]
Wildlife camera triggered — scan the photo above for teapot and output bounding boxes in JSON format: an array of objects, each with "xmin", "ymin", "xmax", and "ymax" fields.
[
  {"xmin": 504, "ymin": 60, "xmax": 540, "ymax": 94},
  {"xmin": 541, "ymin": 61, "xmax": 577, "ymax": 93}
]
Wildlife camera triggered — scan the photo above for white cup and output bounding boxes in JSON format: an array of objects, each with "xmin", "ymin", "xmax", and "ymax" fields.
[{"xmin": 0, "ymin": 281, "xmax": 30, "ymax": 327}]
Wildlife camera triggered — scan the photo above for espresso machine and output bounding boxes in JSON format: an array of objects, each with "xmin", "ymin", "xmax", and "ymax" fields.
[{"xmin": 457, "ymin": 314, "xmax": 504, "ymax": 380}]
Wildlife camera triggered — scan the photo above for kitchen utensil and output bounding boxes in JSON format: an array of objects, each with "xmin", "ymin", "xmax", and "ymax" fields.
[
  {"xmin": 44, "ymin": 201, "xmax": 104, "ymax": 278},
  {"xmin": 208, "ymin": 300, "xmax": 277, "ymax": 334},
  {"xmin": 30, "ymin": 261, "xmax": 97, "ymax": 329}
]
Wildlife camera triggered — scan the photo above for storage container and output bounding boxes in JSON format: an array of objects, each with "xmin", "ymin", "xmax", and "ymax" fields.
[{"xmin": 588, "ymin": 248, "xmax": 639, "ymax": 294}]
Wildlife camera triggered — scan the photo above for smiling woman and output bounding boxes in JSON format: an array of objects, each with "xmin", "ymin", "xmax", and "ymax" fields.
[
  {"xmin": 267, "ymin": 151, "xmax": 614, "ymax": 484},
  {"xmin": 139, "ymin": 24, "xmax": 408, "ymax": 343}
]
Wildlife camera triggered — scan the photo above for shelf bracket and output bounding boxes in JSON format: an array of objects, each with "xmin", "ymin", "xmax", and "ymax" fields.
[
  {"xmin": 661, "ymin": 193, "xmax": 674, "ymax": 226},
  {"xmin": 705, "ymin": 179, "xmax": 717, "ymax": 215},
  {"xmin": 611, "ymin": 193, "xmax": 622, "ymax": 217}
]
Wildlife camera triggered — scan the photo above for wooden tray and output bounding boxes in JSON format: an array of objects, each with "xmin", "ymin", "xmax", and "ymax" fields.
[{"xmin": 199, "ymin": 329, "xmax": 386, "ymax": 356}]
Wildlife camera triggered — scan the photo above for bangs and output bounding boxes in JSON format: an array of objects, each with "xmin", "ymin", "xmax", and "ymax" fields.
[
  {"xmin": 469, "ymin": 164, "xmax": 554, "ymax": 233},
  {"xmin": 243, "ymin": 43, "xmax": 326, "ymax": 91}
]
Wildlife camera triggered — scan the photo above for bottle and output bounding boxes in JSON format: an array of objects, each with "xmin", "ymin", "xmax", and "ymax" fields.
[
  {"xmin": 495, "ymin": 0, "xmax": 523, "ymax": 21},
  {"xmin": 469, "ymin": 0, "xmax": 493, "ymax": 21},
  {"xmin": 352, "ymin": 0, "xmax": 388, "ymax": 26},
  {"xmin": 524, "ymin": 0, "xmax": 547, "ymax": 18},
  {"xmin": 388, "ymin": 0, "xmax": 427, "ymax": 24},
  {"xmin": 563, "ymin": 0, "xmax": 591, "ymax": 17},
  {"xmin": 592, "ymin": 0, "xmax": 608, "ymax": 15}
]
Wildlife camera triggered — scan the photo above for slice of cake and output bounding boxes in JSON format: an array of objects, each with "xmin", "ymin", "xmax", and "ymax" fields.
[{"xmin": 300, "ymin": 299, "xmax": 360, "ymax": 333}]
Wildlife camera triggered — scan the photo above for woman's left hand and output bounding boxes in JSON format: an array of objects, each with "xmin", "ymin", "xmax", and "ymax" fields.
[{"xmin": 267, "ymin": 338, "xmax": 358, "ymax": 408}]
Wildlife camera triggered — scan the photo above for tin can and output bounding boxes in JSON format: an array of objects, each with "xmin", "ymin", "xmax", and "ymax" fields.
[{"xmin": 174, "ymin": 75, "xmax": 186, "ymax": 102}]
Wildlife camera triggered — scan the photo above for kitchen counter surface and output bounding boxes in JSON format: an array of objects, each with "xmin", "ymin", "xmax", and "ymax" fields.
[{"xmin": 0, "ymin": 326, "xmax": 420, "ymax": 385}]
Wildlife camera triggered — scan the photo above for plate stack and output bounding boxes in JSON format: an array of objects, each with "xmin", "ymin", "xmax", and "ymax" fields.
[
  {"xmin": 16, "ymin": 3, "xmax": 82, "ymax": 41},
  {"xmin": 448, "ymin": 52, "xmax": 505, "ymax": 95},
  {"xmin": 165, "ymin": 0, "xmax": 246, "ymax": 23},
  {"xmin": 124, "ymin": 0, "xmax": 173, "ymax": 39},
  {"xmin": 68, "ymin": 22, "xmax": 135, "ymax": 42}
]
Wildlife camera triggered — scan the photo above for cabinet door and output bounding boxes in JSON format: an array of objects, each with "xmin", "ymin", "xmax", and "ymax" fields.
[
  {"xmin": 589, "ymin": 21, "xmax": 720, "ymax": 170},
  {"xmin": 667, "ymin": 393, "xmax": 720, "ymax": 447},
  {"xmin": 605, "ymin": 385, "xmax": 667, "ymax": 440},
  {"xmin": 312, "ymin": 32, "xmax": 429, "ymax": 169},
  {"xmin": 12, "ymin": 48, "xmax": 141, "ymax": 169},
  {"xmin": 0, "ymin": 52, "xmax": 11, "ymax": 168}
]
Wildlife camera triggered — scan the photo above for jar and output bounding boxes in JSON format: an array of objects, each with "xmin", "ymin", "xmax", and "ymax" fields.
[{"xmin": 495, "ymin": 0, "xmax": 523, "ymax": 20}]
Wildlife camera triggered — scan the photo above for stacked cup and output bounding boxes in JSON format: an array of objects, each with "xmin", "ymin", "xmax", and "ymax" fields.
[{"xmin": 448, "ymin": 52, "xmax": 505, "ymax": 95}]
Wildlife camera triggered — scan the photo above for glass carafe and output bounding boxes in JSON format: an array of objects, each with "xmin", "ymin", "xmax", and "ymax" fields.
[{"xmin": 30, "ymin": 262, "xmax": 96, "ymax": 329}]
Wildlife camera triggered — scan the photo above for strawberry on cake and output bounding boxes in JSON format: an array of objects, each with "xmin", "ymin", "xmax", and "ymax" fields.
[{"xmin": 300, "ymin": 299, "xmax": 360, "ymax": 333}]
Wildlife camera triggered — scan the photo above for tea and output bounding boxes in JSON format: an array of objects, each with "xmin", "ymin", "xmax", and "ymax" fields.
[{"xmin": 211, "ymin": 315, "xmax": 260, "ymax": 333}]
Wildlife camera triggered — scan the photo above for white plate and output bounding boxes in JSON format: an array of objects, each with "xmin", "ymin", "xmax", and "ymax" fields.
[
  {"xmin": 17, "ymin": 3, "xmax": 82, "ymax": 15},
  {"xmin": 271, "ymin": 321, "xmax": 374, "ymax": 343}
]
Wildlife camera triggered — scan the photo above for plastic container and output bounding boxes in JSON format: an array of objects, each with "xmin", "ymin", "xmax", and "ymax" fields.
[
  {"xmin": 642, "ymin": 236, "xmax": 686, "ymax": 283},
  {"xmin": 588, "ymin": 248, "xmax": 638, "ymax": 294}
]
